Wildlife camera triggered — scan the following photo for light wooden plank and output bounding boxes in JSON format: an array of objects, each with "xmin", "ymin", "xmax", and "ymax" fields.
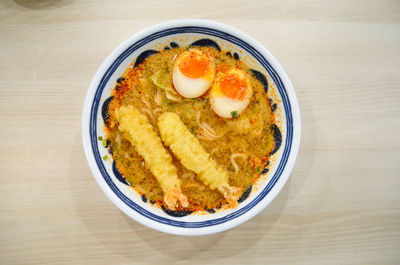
[{"xmin": 0, "ymin": 1, "xmax": 399, "ymax": 264}]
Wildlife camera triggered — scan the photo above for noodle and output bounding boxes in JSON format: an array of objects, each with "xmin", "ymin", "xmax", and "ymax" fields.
[
  {"xmin": 153, "ymin": 107, "xmax": 163, "ymax": 117},
  {"xmin": 155, "ymin": 90, "xmax": 161, "ymax": 105},
  {"xmin": 230, "ymin": 154, "xmax": 247, "ymax": 174},
  {"xmin": 201, "ymin": 122, "xmax": 222, "ymax": 138},
  {"xmin": 197, "ymin": 134, "xmax": 214, "ymax": 141},
  {"xmin": 201, "ymin": 122, "xmax": 216, "ymax": 135},
  {"xmin": 141, "ymin": 108, "xmax": 154, "ymax": 121},
  {"xmin": 166, "ymin": 91, "xmax": 181, "ymax": 102}
]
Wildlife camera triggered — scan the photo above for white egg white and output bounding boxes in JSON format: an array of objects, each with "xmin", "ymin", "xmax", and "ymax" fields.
[
  {"xmin": 210, "ymin": 93, "xmax": 251, "ymax": 118},
  {"xmin": 172, "ymin": 66, "xmax": 212, "ymax": 98}
]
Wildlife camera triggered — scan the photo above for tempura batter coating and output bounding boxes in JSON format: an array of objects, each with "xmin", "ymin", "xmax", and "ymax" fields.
[
  {"xmin": 115, "ymin": 106, "xmax": 187, "ymax": 209},
  {"xmin": 158, "ymin": 112, "xmax": 241, "ymax": 207}
]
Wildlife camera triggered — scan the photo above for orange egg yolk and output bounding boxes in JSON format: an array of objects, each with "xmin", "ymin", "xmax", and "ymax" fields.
[
  {"xmin": 220, "ymin": 73, "xmax": 248, "ymax": 100},
  {"xmin": 178, "ymin": 53, "xmax": 210, "ymax": 78}
]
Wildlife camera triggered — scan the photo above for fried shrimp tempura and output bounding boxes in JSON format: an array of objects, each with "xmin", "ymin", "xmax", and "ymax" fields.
[
  {"xmin": 157, "ymin": 112, "xmax": 241, "ymax": 207},
  {"xmin": 115, "ymin": 106, "xmax": 188, "ymax": 210}
]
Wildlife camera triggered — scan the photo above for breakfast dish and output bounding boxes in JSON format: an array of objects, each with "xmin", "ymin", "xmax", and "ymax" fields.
[{"xmin": 103, "ymin": 43, "xmax": 276, "ymax": 212}]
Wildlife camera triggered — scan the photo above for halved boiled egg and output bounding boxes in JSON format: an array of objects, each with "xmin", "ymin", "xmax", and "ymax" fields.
[
  {"xmin": 172, "ymin": 49, "xmax": 215, "ymax": 98},
  {"xmin": 209, "ymin": 68, "xmax": 253, "ymax": 118}
]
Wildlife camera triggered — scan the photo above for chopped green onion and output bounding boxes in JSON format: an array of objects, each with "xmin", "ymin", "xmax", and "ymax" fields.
[
  {"xmin": 103, "ymin": 155, "xmax": 108, "ymax": 161},
  {"xmin": 190, "ymin": 126, "xmax": 195, "ymax": 133},
  {"xmin": 102, "ymin": 139, "xmax": 108, "ymax": 147},
  {"xmin": 191, "ymin": 98, "xmax": 197, "ymax": 102},
  {"xmin": 256, "ymin": 167, "xmax": 261, "ymax": 173},
  {"xmin": 231, "ymin": 111, "xmax": 238, "ymax": 118},
  {"xmin": 98, "ymin": 136, "xmax": 103, "ymax": 141},
  {"xmin": 228, "ymin": 164, "xmax": 234, "ymax": 171}
]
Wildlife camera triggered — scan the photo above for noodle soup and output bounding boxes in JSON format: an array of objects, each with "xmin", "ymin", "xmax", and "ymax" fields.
[{"xmin": 104, "ymin": 45, "xmax": 276, "ymax": 212}]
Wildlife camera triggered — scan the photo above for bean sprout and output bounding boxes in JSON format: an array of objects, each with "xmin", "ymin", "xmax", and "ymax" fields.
[
  {"xmin": 201, "ymin": 122, "xmax": 216, "ymax": 135},
  {"xmin": 171, "ymin": 54, "xmax": 177, "ymax": 63},
  {"xmin": 166, "ymin": 91, "xmax": 181, "ymax": 102},
  {"xmin": 197, "ymin": 134, "xmax": 214, "ymax": 141},
  {"xmin": 155, "ymin": 90, "xmax": 161, "ymax": 105},
  {"xmin": 196, "ymin": 111, "xmax": 222, "ymax": 139},
  {"xmin": 201, "ymin": 123, "xmax": 222, "ymax": 138}
]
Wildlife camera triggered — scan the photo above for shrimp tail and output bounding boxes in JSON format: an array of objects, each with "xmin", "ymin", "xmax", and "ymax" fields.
[
  {"xmin": 164, "ymin": 188, "xmax": 189, "ymax": 210},
  {"xmin": 218, "ymin": 184, "xmax": 242, "ymax": 208}
]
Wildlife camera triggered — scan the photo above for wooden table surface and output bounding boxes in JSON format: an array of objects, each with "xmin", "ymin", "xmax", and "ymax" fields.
[{"xmin": 1, "ymin": 0, "xmax": 399, "ymax": 264}]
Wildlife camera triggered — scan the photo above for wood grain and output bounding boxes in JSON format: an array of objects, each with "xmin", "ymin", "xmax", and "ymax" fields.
[{"xmin": 0, "ymin": 0, "xmax": 399, "ymax": 264}]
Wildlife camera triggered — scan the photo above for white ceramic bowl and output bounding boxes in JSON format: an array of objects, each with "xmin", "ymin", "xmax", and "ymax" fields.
[{"xmin": 82, "ymin": 19, "xmax": 300, "ymax": 236}]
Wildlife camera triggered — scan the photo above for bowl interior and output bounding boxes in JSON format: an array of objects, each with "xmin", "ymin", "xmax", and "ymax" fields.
[{"xmin": 83, "ymin": 22, "xmax": 298, "ymax": 235}]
